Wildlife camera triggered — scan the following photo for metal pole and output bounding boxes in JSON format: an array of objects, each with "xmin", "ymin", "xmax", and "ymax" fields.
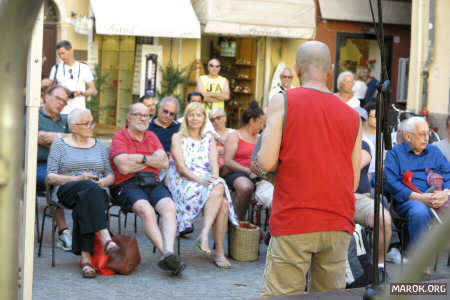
[
  {"xmin": 20, "ymin": 4, "xmax": 44, "ymax": 300},
  {"xmin": 0, "ymin": 0, "xmax": 43, "ymax": 299}
]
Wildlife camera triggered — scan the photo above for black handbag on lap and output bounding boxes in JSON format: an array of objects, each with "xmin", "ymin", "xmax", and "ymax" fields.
[{"xmin": 135, "ymin": 172, "xmax": 158, "ymax": 188}]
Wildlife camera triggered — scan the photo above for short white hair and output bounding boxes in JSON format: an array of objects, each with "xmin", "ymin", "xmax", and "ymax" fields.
[
  {"xmin": 209, "ymin": 108, "xmax": 226, "ymax": 119},
  {"xmin": 68, "ymin": 108, "xmax": 91, "ymax": 126},
  {"xmin": 397, "ymin": 119, "xmax": 408, "ymax": 134},
  {"xmin": 280, "ymin": 67, "xmax": 293, "ymax": 77},
  {"xmin": 404, "ymin": 116, "xmax": 427, "ymax": 133},
  {"xmin": 337, "ymin": 71, "xmax": 354, "ymax": 89}
]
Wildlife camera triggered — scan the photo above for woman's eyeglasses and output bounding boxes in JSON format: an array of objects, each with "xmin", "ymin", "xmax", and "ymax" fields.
[
  {"xmin": 210, "ymin": 116, "xmax": 224, "ymax": 122},
  {"xmin": 74, "ymin": 121, "xmax": 96, "ymax": 128},
  {"xmin": 208, "ymin": 64, "xmax": 221, "ymax": 68}
]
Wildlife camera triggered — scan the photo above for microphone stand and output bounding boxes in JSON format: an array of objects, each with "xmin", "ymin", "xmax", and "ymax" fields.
[{"xmin": 364, "ymin": 0, "xmax": 393, "ymax": 298}]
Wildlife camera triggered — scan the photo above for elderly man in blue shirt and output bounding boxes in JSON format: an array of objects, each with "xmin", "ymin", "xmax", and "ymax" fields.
[{"xmin": 385, "ymin": 117, "xmax": 449, "ymax": 247}]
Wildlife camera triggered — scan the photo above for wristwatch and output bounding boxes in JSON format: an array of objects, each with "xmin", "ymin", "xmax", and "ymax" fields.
[{"xmin": 142, "ymin": 154, "xmax": 147, "ymax": 164}]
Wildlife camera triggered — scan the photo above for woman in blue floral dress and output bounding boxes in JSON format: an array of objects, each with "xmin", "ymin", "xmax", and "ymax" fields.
[{"xmin": 168, "ymin": 102, "xmax": 238, "ymax": 268}]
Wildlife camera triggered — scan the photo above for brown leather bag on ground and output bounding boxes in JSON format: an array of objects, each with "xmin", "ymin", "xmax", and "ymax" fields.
[{"xmin": 106, "ymin": 235, "xmax": 141, "ymax": 275}]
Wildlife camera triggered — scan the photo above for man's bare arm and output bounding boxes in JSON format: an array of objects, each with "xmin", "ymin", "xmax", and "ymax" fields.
[
  {"xmin": 197, "ymin": 77, "xmax": 230, "ymax": 103},
  {"xmin": 207, "ymin": 79, "xmax": 230, "ymax": 102},
  {"xmin": 113, "ymin": 149, "xmax": 168, "ymax": 175},
  {"xmin": 361, "ymin": 149, "xmax": 371, "ymax": 170},
  {"xmin": 256, "ymin": 93, "xmax": 284, "ymax": 172},
  {"xmin": 38, "ymin": 131, "xmax": 69, "ymax": 148},
  {"xmin": 351, "ymin": 119, "xmax": 362, "ymax": 191},
  {"xmin": 83, "ymin": 81, "xmax": 97, "ymax": 97}
]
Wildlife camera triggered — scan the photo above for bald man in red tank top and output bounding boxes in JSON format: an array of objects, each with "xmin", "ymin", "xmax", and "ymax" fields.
[{"xmin": 255, "ymin": 41, "xmax": 362, "ymax": 297}]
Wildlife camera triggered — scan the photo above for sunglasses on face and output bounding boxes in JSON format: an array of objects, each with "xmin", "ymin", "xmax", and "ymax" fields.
[
  {"xmin": 163, "ymin": 109, "xmax": 176, "ymax": 117},
  {"xmin": 210, "ymin": 116, "xmax": 224, "ymax": 122},
  {"xmin": 208, "ymin": 64, "xmax": 221, "ymax": 68}
]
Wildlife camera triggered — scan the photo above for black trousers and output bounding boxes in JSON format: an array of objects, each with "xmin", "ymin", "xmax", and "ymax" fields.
[{"xmin": 57, "ymin": 180, "xmax": 109, "ymax": 255}]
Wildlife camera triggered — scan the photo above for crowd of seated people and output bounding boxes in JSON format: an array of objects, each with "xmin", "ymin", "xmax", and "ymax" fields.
[
  {"xmin": 37, "ymin": 80, "xmax": 449, "ymax": 282},
  {"xmin": 38, "ymin": 86, "xmax": 268, "ymax": 277}
]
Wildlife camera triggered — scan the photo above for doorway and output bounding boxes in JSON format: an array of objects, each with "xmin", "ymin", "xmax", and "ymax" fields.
[
  {"xmin": 42, "ymin": 1, "xmax": 59, "ymax": 78},
  {"xmin": 334, "ymin": 32, "xmax": 393, "ymax": 93}
]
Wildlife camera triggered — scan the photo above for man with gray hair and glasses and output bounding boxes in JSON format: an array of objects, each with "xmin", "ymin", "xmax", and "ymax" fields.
[
  {"xmin": 385, "ymin": 116, "xmax": 449, "ymax": 252},
  {"xmin": 109, "ymin": 102, "xmax": 185, "ymax": 275},
  {"xmin": 268, "ymin": 67, "xmax": 295, "ymax": 105},
  {"xmin": 37, "ymin": 85, "xmax": 73, "ymax": 251},
  {"xmin": 148, "ymin": 96, "xmax": 180, "ymax": 153}
]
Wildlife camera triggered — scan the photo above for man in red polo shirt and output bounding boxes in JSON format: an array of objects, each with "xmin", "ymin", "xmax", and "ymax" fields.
[
  {"xmin": 109, "ymin": 102, "xmax": 185, "ymax": 275},
  {"xmin": 256, "ymin": 41, "xmax": 362, "ymax": 296}
]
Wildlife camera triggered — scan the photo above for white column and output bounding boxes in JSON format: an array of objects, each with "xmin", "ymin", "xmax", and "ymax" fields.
[
  {"xmin": 263, "ymin": 37, "xmax": 272, "ymax": 107},
  {"xmin": 407, "ymin": 0, "xmax": 427, "ymax": 112},
  {"xmin": 21, "ymin": 5, "xmax": 44, "ymax": 300}
]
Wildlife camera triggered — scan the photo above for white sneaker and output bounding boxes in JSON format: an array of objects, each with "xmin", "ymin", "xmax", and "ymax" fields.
[
  {"xmin": 386, "ymin": 248, "xmax": 407, "ymax": 264},
  {"xmin": 57, "ymin": 229, "xmax": 72, "ymax": 251}
]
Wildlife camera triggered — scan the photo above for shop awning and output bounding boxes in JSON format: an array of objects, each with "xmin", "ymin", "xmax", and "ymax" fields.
[
  {"xmin": 90, "ymin": 0, "xmax": 201, "ymax": 38},
  {"xmin": 192, "ymin": 0, "xmax": 316, "ymax": 39},
  {"xmin": 318, "ymin": 0, "xmax": 411, "ymax": 25}
]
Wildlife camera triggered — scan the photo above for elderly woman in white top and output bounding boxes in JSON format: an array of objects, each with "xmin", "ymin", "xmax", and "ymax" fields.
[
  {"xmin": 168, "ymin": 102, "xmax": 238, "ymax": 268},
  {"xmin": 209, "ymin": 108, "xmax": 233, "ymax": 174},
  {"xmin": 46, "ymin": 108, "xmax": 118, "ymax": 278}
]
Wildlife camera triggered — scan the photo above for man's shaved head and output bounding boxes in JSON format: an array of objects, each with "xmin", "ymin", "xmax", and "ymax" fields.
[{"xmin": 295, "ymin": 41, "xmax": 331, "ymax": 76}]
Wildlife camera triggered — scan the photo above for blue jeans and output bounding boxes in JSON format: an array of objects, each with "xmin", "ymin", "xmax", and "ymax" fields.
[
  {"xmin": 36, "ymin": 162, "xmax": 47, "ymax": 192},
  {"xmin": 396, "ymin": 200, "xmax": 432, "ymax": 247}
]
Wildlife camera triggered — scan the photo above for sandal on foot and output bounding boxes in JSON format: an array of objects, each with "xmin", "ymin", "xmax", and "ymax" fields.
[
  {"xmin": 80, "ymin": 262, "xmax": 97, "ymax": 278},
  {"xmin": 212, "ymin": 255, "xmax": 232, "ymax": 269},
  {"xmin": 195, "ymin": 243, "xmax": 211, "ymax": 256},
  {"xmin": 104, "ymin": 240, "xmax": 120, "ymax": 255}
]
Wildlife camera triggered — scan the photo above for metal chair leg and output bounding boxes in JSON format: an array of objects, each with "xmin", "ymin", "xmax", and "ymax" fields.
[
  {"xmin": 35, "ymin": 200, "xmax": 40, "ymax": 243},
  {"xmin": 38, "ymin": 205, "xmax": 48, "ymax": 257},
  {"xmin": 124, "ymin": 211, "xmax": 128, "ymax": 229},
  {"xmin": 51, "ymin": 218, "xmax": 56, "ymax": 267}
]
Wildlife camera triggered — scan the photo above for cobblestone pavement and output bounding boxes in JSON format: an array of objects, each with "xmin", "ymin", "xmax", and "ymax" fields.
[
  {"xmin": 32, "ymin": 197, "xmax": 267, "ymax": 300},
  {"xmin": 32, "ymin": 196, "xmax": 450, "ymax": 300}
]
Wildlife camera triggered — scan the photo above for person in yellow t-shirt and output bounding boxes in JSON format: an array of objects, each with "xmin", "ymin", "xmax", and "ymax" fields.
[{"xmin": 196, "ymin": 58, "xmax": 230, "ymax": 115}]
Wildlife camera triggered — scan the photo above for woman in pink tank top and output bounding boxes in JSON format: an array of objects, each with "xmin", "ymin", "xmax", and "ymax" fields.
[{"xmin": 224, "ymin": 101, "xmax": 265, "ymax": 220}]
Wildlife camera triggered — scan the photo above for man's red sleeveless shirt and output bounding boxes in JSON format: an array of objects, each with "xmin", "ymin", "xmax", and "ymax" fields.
[{"xmin": 270, "ymin": 87, "xmax": 359, "ymax": 236}]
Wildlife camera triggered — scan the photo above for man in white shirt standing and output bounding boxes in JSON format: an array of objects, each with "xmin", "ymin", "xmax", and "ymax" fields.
[
  {"xmin": 268, "ymin": 67, "xmax": 295, "ymax": 104},
  {"xmin": 49, "ymin": 40, "xmax": 97, "ymax": 114}
]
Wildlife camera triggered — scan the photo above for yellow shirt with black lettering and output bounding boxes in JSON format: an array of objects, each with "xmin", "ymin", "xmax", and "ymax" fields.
[{"xmin": 200, "ymin": 75, "xmax": 226, "ymax": 114}]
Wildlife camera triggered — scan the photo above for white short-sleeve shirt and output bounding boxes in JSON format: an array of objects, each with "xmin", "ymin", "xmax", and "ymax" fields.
[{"xmin": 49, "ymin": 61, "xmax": 94, "ymax": 114}]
